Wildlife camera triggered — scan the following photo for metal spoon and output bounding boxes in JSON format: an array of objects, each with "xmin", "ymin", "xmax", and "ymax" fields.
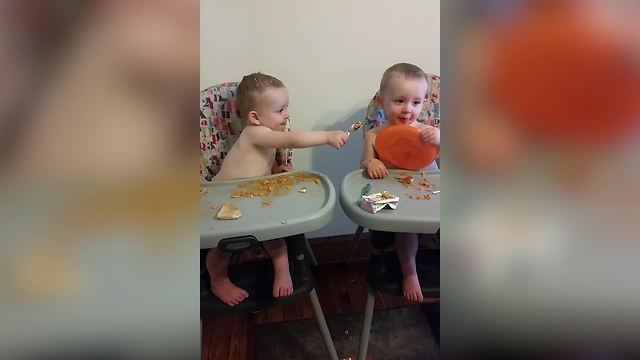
[{"xmin": 345, "ymin": 120, "xmax": 363, "ymax": 136}]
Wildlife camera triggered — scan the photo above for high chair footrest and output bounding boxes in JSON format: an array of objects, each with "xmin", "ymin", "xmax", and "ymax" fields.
[
  {"xmin": 218, "ymin": 235, "xmax": 259, "ymax": 253},
  {"xmin": 201, "ymin": 257, "xmax": 314, "ymax": 314}
]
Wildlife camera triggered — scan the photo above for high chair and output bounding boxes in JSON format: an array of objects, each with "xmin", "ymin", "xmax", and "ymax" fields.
[
  {"xmin": 343, "ymin": 74, "xmax": 441, "ymax": 264},
  {"xmin": 200, "ymin": 82, "xmax": 338, "ymax": 359}
]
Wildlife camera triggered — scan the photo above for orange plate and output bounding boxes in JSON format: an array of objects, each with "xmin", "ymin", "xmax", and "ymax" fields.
[{"xmin": 375, "ymin": 125, "xmax": 438, "ymax": 170}]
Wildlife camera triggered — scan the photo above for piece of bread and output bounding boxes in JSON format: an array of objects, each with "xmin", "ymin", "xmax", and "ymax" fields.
[{"xmin": 216, "ymin": 203, "xmax": 242, "ymax": 220}]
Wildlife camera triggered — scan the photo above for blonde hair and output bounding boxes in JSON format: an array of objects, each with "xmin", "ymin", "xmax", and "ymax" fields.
[
  {"xmin": 236, "ymin": 72, "xmax": 285, "ymax": 120},
  {"xmin": 379, "ymin": 63, "xmax": 427, "ymax": 95}
]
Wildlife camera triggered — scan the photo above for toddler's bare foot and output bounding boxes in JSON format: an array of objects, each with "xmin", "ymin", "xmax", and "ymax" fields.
[
  {"xmin": 262, "ymin": 238, "xmax": 293, "ymax": 298},
  {"xmin": 403, "ymin": 273, "xmax": 424, "ymax": 302},
  {"xmin": 210, "ymin": 278, "xmax": 248, "ymax": 306},
  {"xmin": 272, "ymin": 262, "xmax": 293, "ymax": 298}
]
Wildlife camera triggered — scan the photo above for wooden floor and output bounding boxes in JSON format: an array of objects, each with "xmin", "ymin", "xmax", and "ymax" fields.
[{"xmin": 201, "ymin": 235, "xmax": 439, "ymax": 360}]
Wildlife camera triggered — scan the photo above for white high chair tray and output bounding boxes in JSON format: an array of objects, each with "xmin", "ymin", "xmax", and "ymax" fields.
[
  {"xmin": 339, "ymin": 169, "xmax": 440, "ymax": 233},
  {"xmin": 200, "ymin": 171, "xmax": 336, "ymax": 249}
]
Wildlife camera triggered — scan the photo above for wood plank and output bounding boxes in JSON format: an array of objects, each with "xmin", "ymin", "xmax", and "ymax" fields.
[
  {"xmin": 300, "ymin": 294, "xmax": 314, "ymax": 319},
  {"xmin": 350, "ymin": 260, "xmax": 387, "ymax": 310},
  {"xmin": 309, "ymin": 233, "xmax": 371, "ymax": 264},
  {"xmin": 351, "ymin": 237, "xmax": 373, "ymax": 261},
  {"xmin": 227, "ymin": 313, "xmax": 248, "ymax": 360},
  {"xmin": 264, "ymin": 304, "xmax": 284, "ymax": 324},
  {"xmin": 374, "ymin": 290, "xmax": 387, "ymax": 310},
  {"xmin": 309, "ymin": 233, "xmax": 369, "ymax": 244},
  {"xmin": 209, "ymin": 314, "xmax": 231, "ymax": 360},
  {"xmin": 312, "ymin": 264, "xmax": 342, "ymax": 317},
  {"xmin": 343, "ymin": 262, "xmax": 367, "ymax": 311},
  {"xmin": 201, "ymin": 317, "xmax": 213, "ymax": 360},
  {"xmin": 246, "ymin": 314, "xmax": 258, "ymax": 360},
  {"xmin": 254, "ymin": 309, "xmax": 267, "ymax": 325},
  {"xmin": 337, "ymin": 264, "xmax": 355, "ymax": 314},
  {"xmin": 294, "ymin": 297, "xmax": 306, "ymax": 320},
  {"xmin": 326, "ymin": 264, "xmax": 352, "ymax": 315},
  {"xmin": 381, "ymin": 292, "xmax": 410, "ymax": 309},
  {"xmin": 422, "ymin": 297, "xmax": 440, "ymax": 304},
  {"xmin": 307, "ymin": 242, "xmax": 335, "ymax": 264},
  {"xmin": 283, "ymin": 300, "xmax": 299, "ymax": 322}
]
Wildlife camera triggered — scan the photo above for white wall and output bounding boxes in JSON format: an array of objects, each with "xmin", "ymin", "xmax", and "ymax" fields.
[{"xmin": 201, "ymin": 0, "xmax": 440, "ymax": 238}]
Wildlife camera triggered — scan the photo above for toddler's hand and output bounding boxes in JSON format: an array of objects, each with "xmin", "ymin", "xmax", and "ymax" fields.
[
  {"xmin": 276, "ymin": 148, "xmax": 288, "ymax": 166},
  {"xmin": 366, "ymin": 159, "xmax": 389, "ymax": 179},
  {"xmin": 272, "ymin": 162, "xmax": 293, "ymax": 174},
  {"xmin": 421, "ymin": 126, "xmax": 440, "ymax": 146},
  {"xmin": 326, "ymin": 131, "xmax": 350, "ymax": 149}
]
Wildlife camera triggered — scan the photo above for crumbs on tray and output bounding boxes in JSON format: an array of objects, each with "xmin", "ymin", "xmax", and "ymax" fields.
[
  {"xmin": 408, "ymin": 194, "xmax": 433, "ymax": 200},
  {"xmin": 395, "ymin": 174, "xmax": 414, "ymax": 187},
  {"xmin": 230, "ymin": 173, "xmax": 321, "ymax": 199}
]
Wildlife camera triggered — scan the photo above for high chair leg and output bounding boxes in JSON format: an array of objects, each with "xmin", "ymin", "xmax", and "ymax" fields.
[
  {"xmin": 344, "ymin": 225, "xmax": 365, "ymax": 264},
  {"xmin": 358, "ymin": 285, "xmax": 376, "ymax": 360},
  {"xmin": 304, "ymin": 237, "xmax": 318, "ymax": 266},
  {"xmin": 309, "ymin": 288, "xmax": 339, "ymax": 360}
]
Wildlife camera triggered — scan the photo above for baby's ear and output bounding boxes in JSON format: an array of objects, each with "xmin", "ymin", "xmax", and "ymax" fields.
[
  {"xmin": 247, "ymin": 111, "xmax": 261, "ymax": 126},
  {"xmin": 375, "ymin": 94, "xmax": 383, "ymax": 107}
]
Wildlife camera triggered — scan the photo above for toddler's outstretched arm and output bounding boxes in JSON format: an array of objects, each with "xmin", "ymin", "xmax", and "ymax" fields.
[{"xmin": 248, "ymin": 126, "xmax": 349, "ymax": 149}]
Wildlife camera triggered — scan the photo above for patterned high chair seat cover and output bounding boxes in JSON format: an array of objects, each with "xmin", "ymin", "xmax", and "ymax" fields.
[
  {"xmin": 200, "ymin": 82, "xmax": 292, "ymax": 182},
  {"xmin": 200, "ymin": 83, "xmax": 241, "ymax": 182}
]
